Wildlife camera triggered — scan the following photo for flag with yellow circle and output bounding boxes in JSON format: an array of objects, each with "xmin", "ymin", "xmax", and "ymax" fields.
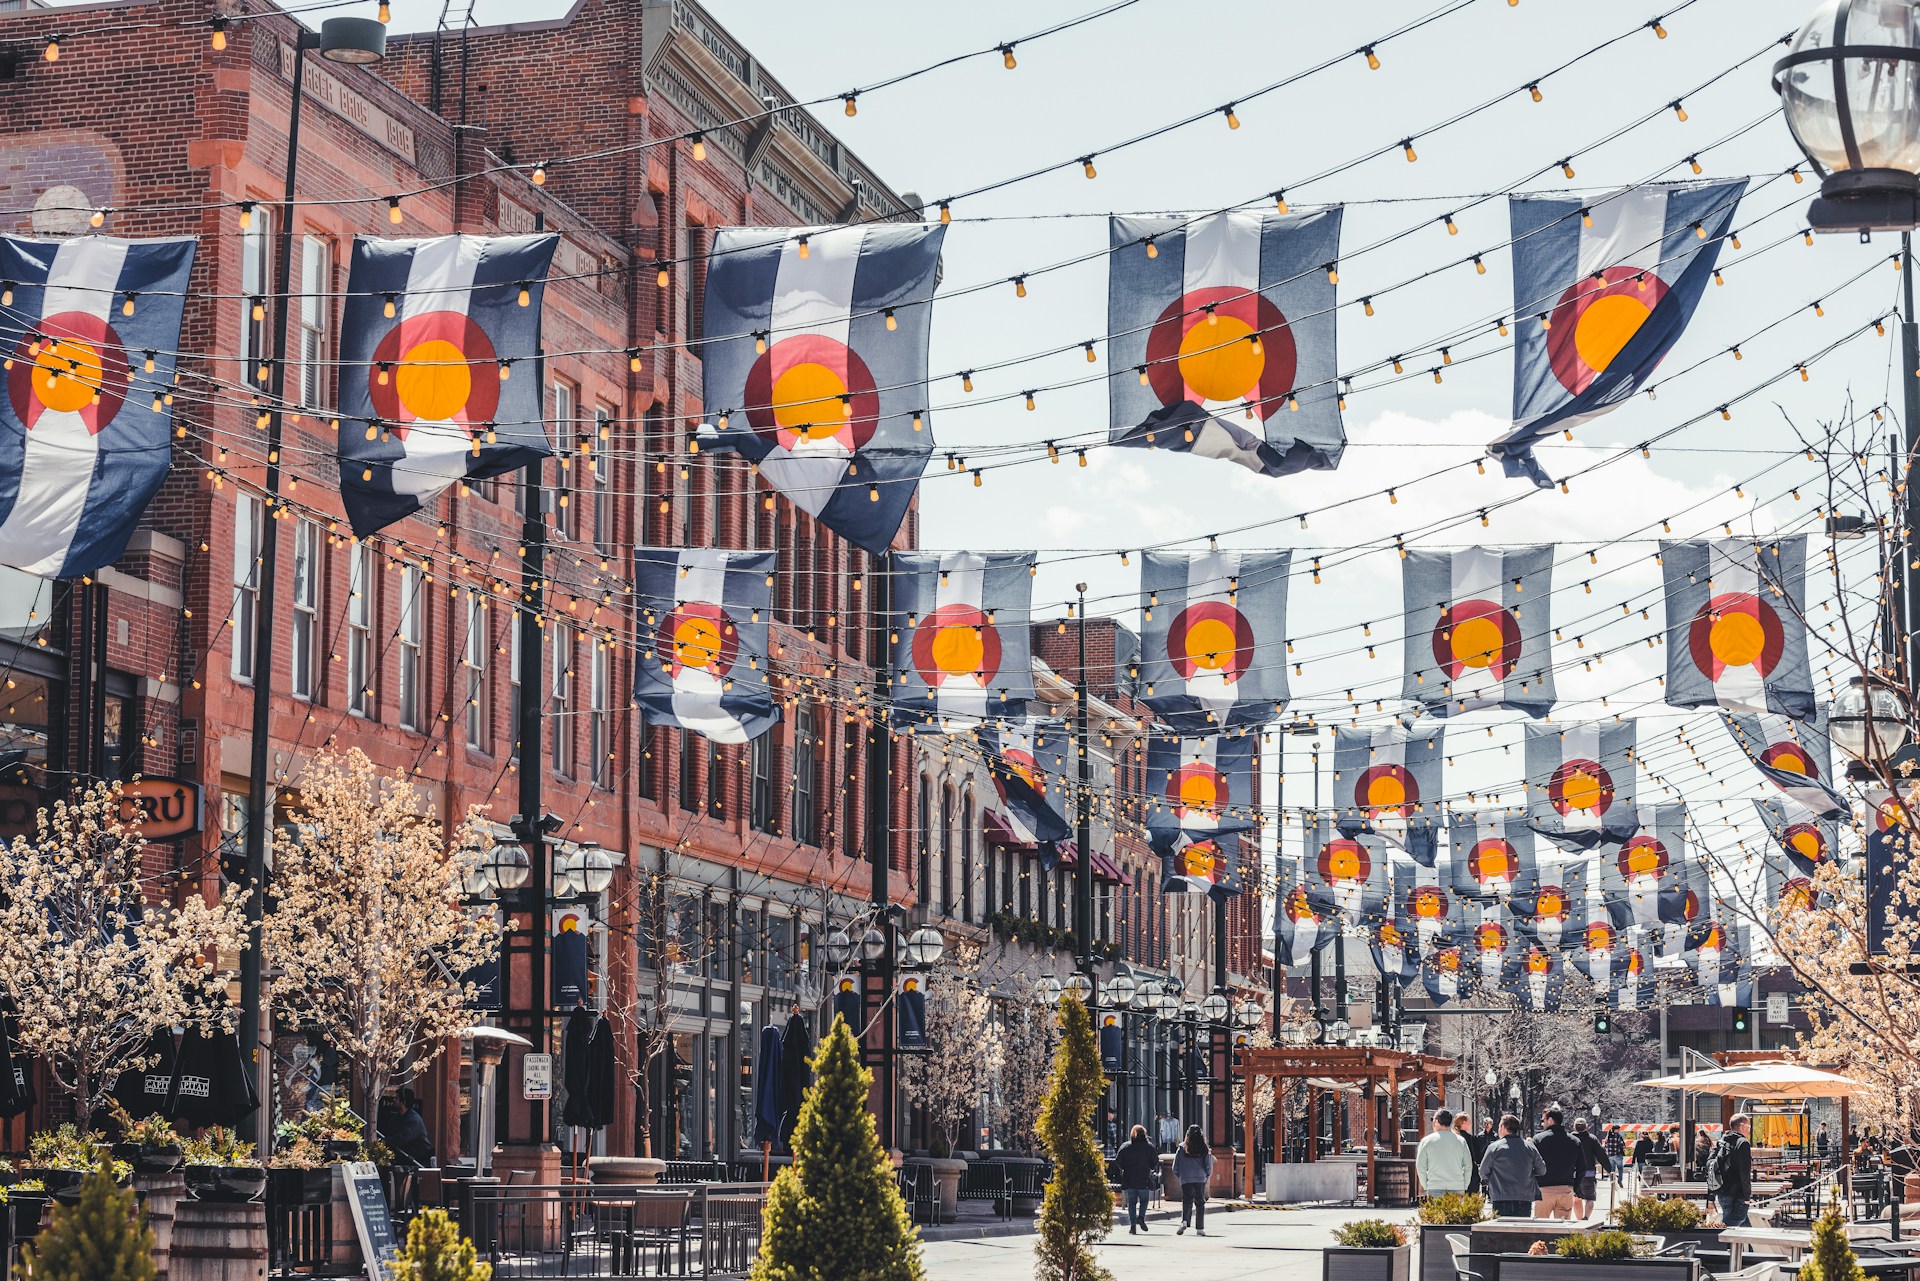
[
  {"xmin": 1137, "ymin": 549, "xmax": 1289, "ymax": 732},
  {"xmin": 1524, "ymin": 721, "xmax": 1637, "ymax": 849},
  {"xmin": 887, "ymin": 550, "xmax": 1035, "ymax": 729},
  {"xmin": 1662, "ymin": 537, "xmax": 1814, "ymax": 719},
  {"xmin": 699, "ymin": 224, "xmax": 944, "ymax": 555},
  {"xmin": 1107, "ymin": 208, "xmax": 1344, "ymax": 478},
  {"xmin": 1401, "ymin": 546, "xmax": 1555, "ymax": 717},
  {"xmin": 1491, "ymin": 179, "xmax": 1746, "ymax": 488},
  {"xmin": 1752, "ymin": 797, "xmax": 1839, "ymax": 878},
  {"xmin": 1723, "ymin": 707, "xmax": 1844, "ymax": 817},
  {"xmin": 336, "ymin": 234, "xmax": 559, "ymax": 537},
  {"xmin": 632, "ymin": 547, "xmax": 778, "ymax": 744},
  {"xmin": 1332, "ymin": 724, "xmax": 1444, "ymax": 865}
]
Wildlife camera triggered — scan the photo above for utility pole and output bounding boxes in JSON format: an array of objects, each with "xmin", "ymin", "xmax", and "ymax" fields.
[
  {"xmin": 1903, "ymin": 233, "xmax": 1920, "ymax": 685},
  {"xmin": 870, "ymin": 554, "xmax": 896, "ymax": 1150},
  {"xmin": 1074, "ymin": 584, "xmax": 1093, "ymax": 977},
  {"xmin": 515, "ymin": 451, "xmax": 548, "ymax": 1146}
]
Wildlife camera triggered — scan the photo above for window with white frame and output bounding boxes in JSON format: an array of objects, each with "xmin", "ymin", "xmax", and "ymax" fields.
[
  {"xmin": 590, "ymin": 637, "xmax": 610, "ymax": 787},
  {"xmin": 231, "ymin": 494, "xmax": 261, "ymax": 682},
  {"xmin": 551, "ymin": 380, "xmax": 576, "ymax": 539},
  {"xmin": 464, "ymin": 593, "xmax": 487, "ymax": 751},
  {"xmin": 508, "ymin": 620, "xmax": 523, "ymax": 760},
  {"xmin": 549, "ymin": 625, "xmax": 572, "ymax": 775},
  {"xmin": 290, "ymin": 518, "xmax": 320, "ymax": 701},
  {"xmin": 296, "ymin": 235, "xmax": 332, "ymax": 410},
  {"xmin": 239, "ymin": 203, "xmax": 273, "ymax": 372},
  {"xmin": 593, "ymin": 406, "xmax": 614, "ymax": 557},
  {"xmin": 397, "ymin": 565, "xmax": 423, "ymax": 731},
  {"xmin": 347, "ymin": 541, "xmax": 370, "ymax": 716},
  {"xmin": 792, "ymin": 704, "xmax": 817, "ymax": 846}
]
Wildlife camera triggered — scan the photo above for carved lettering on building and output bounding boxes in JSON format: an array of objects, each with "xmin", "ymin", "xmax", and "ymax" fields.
[{"xmin": 278, "ymin": 44, "xmax": 418, "ymax": 164}]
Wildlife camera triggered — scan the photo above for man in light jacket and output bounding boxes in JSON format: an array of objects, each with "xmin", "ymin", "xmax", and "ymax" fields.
[
  {"xmin": 1479, "ymin": 1113, "xmax": 1547, "ymax": 1218},
  {"xmin": 1418, "ymin": 1108, "xmax": 1473, "ymax": 1198}
]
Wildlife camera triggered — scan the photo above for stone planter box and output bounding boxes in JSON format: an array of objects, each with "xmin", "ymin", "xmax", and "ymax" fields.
[
  {"xmin": 586, "ymin": 1156, "xmax": 665, "ymax": 1185},
  {"xmin": 1324, "ymin": 1243, "xmax": 1414, "ymax": 1281},
  {"xmin": 1494, "ymin": 1257, "xmax": 1698, "ymax": 1281}
]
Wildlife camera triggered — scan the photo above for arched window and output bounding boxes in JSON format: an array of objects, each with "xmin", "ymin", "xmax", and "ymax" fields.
[
  {"xmin": 917, "ymin": 775, "xmax": 933, "ymax": 906},
  {"xmin": 940, "ymin": 784, "xmax": 955, "ymax": 917},
  {"xmin": 961, "ymin": 795, "xmax": 976, "ymax": 922}
]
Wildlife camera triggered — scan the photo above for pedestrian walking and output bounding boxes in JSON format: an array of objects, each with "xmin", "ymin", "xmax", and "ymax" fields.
[
  {"xmin": 1816, "ymin": 1122, "xmax": 1830, "ymax": 1164},
  {"xmin": 1532, "ymin": 1107, "xmax": 1582, "ymax": 1219},
  {"xmin": 1694, "ymin": 1129, "xmax": 1716, "ymax": 1182},
  {"xmin": 1457, "ymin": 1113, "xmax": 1487, "ymax": 1196},
  {"xmin": 1117, "ymin": 1124, "xmax": 1159, "ymax": 1235},
  {"xmin": 1419, "ymin": 1109, "xmax": 1474, "ymax": 1198},
  {"xmin": 1572, "ymin": 1118, "xmax": 1608, "ymax": 1218},
  {"xmin": 1709, "ymin": 1113, "xmax": 1754, "ymax": 1228},
  {"xmin": 1603, "ymin": 1125, "xmax": 1625, "ymax": 1185},
  {"xmin": 1175, "ymin": 1125, "xmax": 1214, "ymax": 1237},
  {"xmin": 1479, "ymin": 1113, "xmax": 1546, "ymax": 1218}
]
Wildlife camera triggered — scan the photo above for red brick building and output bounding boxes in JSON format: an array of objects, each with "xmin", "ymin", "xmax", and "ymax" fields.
[{"xmin": 0, "ymin": 0, "xmax": 921, "ymax": 1165}]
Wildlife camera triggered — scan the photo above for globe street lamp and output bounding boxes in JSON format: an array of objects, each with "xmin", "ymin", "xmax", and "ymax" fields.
[
  {"xmin": 901, "ymin": 927, "xmax": 946, "ymax": 970},
  {"xmin": 1775, "ymin": 1, "xmax": 1920, "ymax": 232},
  {"xmin": 1064, "ymin": 972, "xmax": 1094, "ymax": 1004},
  {"xmin": 1830, "ymin": 673, "xmax": 1912, "ymax": 776},
  {"xmin": 1200, "ymin": 992, "xmax": 1230, "ymax": 1024},
  {"xmin": 822, "ymin": 928, "xmax": 853, "ymax": 969},
  {"xmin": 1035, "ymin": 975, "xmax": 1064, "ymax": 1006},
  {"xmin": 1234, "ymin": 999, "xmax": 1264, "ymax": 1030}
]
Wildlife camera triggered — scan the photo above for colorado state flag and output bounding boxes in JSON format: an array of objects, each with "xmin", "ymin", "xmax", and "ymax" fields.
[
  {"xmin": 1662, "ymin": 538, "xmax": 1814, "ymax": 718},
  {"xmin": 1401, "ymin": 546, "xmax": 1555, "ymax": 717},
  {"xmin": 1492, "ymin": 179, "xmax": 1745, "ymax": 487},
  {"xmin": 700, "ymin": 224, "xmax": 944, "ymax": 555},
  {"xmin": 1107, "ymin": 209, "xmax": 1344, "ymax": 477},
  {"xmin": 888, "ymin": 551, "xmax": 1034, "ymax": 729},
  {"xmin": 633, "ymin": 548, "xmax": 778, "ymax": 744},
  {"xmin": 0, "ymin": 235, "xmax": 196, "ymax": 577},
  {"xmin": 1137, "ymin": 549, "xmax": 1289, "ymax": 732},
  {"xmin": 336, "ymin": 234, "xmax": 559, "ymax": 537}
]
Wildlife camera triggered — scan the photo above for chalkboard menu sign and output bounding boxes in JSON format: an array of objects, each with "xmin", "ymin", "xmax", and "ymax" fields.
[{"xmin": 342, "ymin": 1161, "xmax": 401, "ymax": 1279}]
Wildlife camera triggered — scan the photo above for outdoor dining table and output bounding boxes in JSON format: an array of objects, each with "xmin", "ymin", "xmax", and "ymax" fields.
[{"xmin": 1722, "ymin": 1225, "xmax": 1816, "ymax": 1269}]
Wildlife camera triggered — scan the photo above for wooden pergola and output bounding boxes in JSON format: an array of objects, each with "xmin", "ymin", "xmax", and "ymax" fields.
[{"xmin": 1239, "ymin": 1045, "xmax": 1457, "ymax": 1201}]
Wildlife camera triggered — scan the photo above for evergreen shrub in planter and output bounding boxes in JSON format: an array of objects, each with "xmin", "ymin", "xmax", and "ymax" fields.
[
  {"xmin": 1326, "ymin": 1219, "xmax": 1413, "ymax": 1281},
  {"xmin": 1417, "ymin": 1193, "xmax": 1490, "ymax": 1281}
]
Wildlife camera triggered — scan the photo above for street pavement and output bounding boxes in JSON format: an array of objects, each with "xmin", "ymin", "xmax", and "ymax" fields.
[{"xmin": 921, "ymin": 1201, "xmax": 1614, "ymax": 1280}]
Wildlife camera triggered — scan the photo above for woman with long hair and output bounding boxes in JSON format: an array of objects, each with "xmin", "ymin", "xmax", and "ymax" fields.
[{"xmin": 1174, "ymin": 1125, "xmax": 1215, "ymax": 1236}]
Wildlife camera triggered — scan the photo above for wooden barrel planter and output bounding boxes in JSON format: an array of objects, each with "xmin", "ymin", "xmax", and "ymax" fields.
[
  {"xmin": 133, "ymin": 1170, "xmax": 187, "ymax": 1281},
  {"xmin": 172, "ymin": 1199, "xmax": 267, "ymax": 1281}
]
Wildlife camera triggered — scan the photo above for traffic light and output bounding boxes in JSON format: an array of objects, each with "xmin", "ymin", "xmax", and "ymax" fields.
[
  {"xmin": 1731, "ymin": 1005, "xmax": 1751, "ymax": 1034},
  {"xmin": 1593, "ymin": 1009, "xmax": 1612, "ymax": 1035}
]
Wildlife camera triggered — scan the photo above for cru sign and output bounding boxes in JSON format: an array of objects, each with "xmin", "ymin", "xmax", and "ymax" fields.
[{"xmin": 118, "ymin": 778, "xmax": 204, "ymax": 840}]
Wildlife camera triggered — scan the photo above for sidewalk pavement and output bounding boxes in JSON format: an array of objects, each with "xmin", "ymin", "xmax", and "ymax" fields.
[{"xmin": 922, "ymin": 1201, "xmax": 1618, "ymax": 1279}]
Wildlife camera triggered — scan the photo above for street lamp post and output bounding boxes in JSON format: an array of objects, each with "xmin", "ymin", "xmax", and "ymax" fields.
[
  {"xmin": 236, "ymin": 15, "xmax": 387, "ymax": 1149},
  {"xmin": 1775, "ymin": 2, "xmax": 1920, "ymax": 680},
  {"xmin": 1073, "ymin": 584, "xmax": 1094, "ymax": 979}
]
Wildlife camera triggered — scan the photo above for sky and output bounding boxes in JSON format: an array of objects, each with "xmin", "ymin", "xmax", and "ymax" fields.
[{"xmin": 384, "ymin": 0, "xmax": 1895, "ymax": 947}]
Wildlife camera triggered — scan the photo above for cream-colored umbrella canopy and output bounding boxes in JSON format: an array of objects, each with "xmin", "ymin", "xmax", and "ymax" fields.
[{"xmin": 1635, "ymin": 1061, "xmax": 1864, "ymax": 1098}]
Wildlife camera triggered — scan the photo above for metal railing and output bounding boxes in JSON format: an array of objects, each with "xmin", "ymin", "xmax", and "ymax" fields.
[{"xmin": 458, "ymin": 1182, "xmax": 768, "ymax": 1280}]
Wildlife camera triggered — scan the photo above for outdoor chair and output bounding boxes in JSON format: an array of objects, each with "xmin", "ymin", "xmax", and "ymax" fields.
[
  {"xmin": 611, "ymin": 1189, "xmax": 694, "ymax": 1276},
  {"xmin": 1447, "ymin": 1232, "xmax": 1492, "ymax": 1281}
]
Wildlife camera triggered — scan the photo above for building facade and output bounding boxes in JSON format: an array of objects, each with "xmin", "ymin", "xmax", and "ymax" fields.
[{"xmin": 0, "ymin": 0, "xmax": 926, "ymax": 1165}]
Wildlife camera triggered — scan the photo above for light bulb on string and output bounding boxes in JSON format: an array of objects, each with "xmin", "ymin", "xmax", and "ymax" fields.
[
  {"xmin": 843, "ymin": 94, "xmax": 858, "ymax": 117},
  {"xmin": 379, "ymin": 0, "xmax": 392, "ymax": 21},
  {"xmin": 43, "ymin": 35, "xmax": 59, "ymax": 62},
  {"xmin": 1362, "ymin": 45, "xmax": 1380, "ymax": 69},
  {"xmin": 1223, "ymin": 104, "xmax": 1240, "ymax": 129},
  {"xmin": 1528, "ymin": 82, "xmax": 1543, "ymax": 103},
  {"xmin": 387, "ymin": 196, "xmax": 404, "ymax": 224}
]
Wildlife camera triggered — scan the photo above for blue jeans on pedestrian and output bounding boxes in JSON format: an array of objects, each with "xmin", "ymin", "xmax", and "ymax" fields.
[
  {"xmin": 1125, "ymin": 1187, "xmax": 1151, "ymax": 1228},
  {"xmin": 1493, "ymin": 1199, "xmax": 1534, "ymax": 1218},
  {"xmin": 1609, "ymin": 1156, "xmax": 1624, "ymax": 1183},
  {"xmin": 1717, "ymin": 1195, "xmax": 1750, "ymax": 1228}
]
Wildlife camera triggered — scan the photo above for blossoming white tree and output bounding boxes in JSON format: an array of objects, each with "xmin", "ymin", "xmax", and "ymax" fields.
[
  {"xmin": 0, "ymin": 780, "xmax": 250, "ymax": 1128},
  {"xmin": 898, "ymin": 944, "xmax": 1003, "ymax": 1153},
  {"xmin": 261, "ymin": 748, "xmax": 499, "ymax": 1113},
  {"xmin": 995, "ymin": 996, "xmax": 1053, "ymax": 1155}
]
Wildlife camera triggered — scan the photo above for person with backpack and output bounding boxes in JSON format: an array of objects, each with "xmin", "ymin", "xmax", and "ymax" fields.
[
  {"xmin": 1532, "ymin": 1107, "xmax": 1583, "ymax": 1219},
  {"xmin": 1709, "ymin": 1113, "xmax": 1754, "ymax": 1227},
  {"xmin": 1175, "ymin": 1125, "xmax": 1215, "ymax": 1236},
  {"xmin": 1117, "ymin": 1124, "xmax": 1160, "ymax": 1235}
]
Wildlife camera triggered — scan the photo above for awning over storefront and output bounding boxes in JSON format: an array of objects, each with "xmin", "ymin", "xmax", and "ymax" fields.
[{"xmin": 981, "ymin": 810, "xmax": 1132, "ymax": 885}]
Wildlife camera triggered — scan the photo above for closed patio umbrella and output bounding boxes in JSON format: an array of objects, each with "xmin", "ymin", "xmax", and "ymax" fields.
[
  {"xmin": 777, "ymin": 1011, "xmax": 813, "ymax": 1151},
  {"xmin": 166, "ymin": 1026, "xmax": 258, "ymax": 1128},
  {"xmin": 110, "ymin": 1027, "xmax": 176, "ymax": 1122},
  {"xmin": 753, "ymin": 1023, "xmax": 782, "ymax": 1177}
]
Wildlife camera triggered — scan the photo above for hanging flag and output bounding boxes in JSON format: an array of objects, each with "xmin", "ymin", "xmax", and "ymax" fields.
[
  {"xmin": 1304, "ymin": 815, "xmax": 1389, "ymax": 925},
  {"xmin": 1690, "ymin": 926, "xmax": 1751, "ymax": 1007},
  {"xmin": 0, "ymin": 235, "xmax": 196, "ymax": 577},
  {"xmin": 1099, "ymin": 1011, "xmax": 1126, "ymax": 1075},
  {"xmin": 1107, "ymin": 208, "xmax": 1344, "ymax": 477},
  {"xmin": 979, "ymin": 720, "xmax": 1072, "ymax": 849},
  {"xmin": 888, "ymin": 551, "xmax": 1035, "ymax": 729},
  {"xmin": 1448, "ymin": 811, "xmax": 1538, "ymax": 902},
  {"xmin": 1863, "ymin": 787, "xmax": 1909, "ymax": 956},
  {"xmin": 1763, "ymin": 857, "xmax": 1823, "ymax": 918},
  {"xmin": 832, "ymin": 975, "xmax": 863, "ymax": 1032},
  {"xmin": 1137, "ymin": 549, "xmax": 1289, "ymax": 731},
  {"xmin": 1468, "ymin": 902, "xmax": 1513, "ymax": 989},
  {"xmin": 1392, "ymin": 850, "xmax": 1458, "ymax": 953},
  {"xmin": 1723, "ymin": 709, "xmax": 1845, "ymax": 817},
  {"xmin": 1515, "ymin": 855, "xmax": 1589, "ymax": 952},
  {"xmin": 1752, "ymin": 798, "xmax": 1839, "ymax": 876},
  {"xmin": 1422, "ymin": 940, "xmax": 1467, "ymax": 1006},
  {"xmin": 1371, "ymin": 919, "xmax": 1419, "ymax": 989},
  {"xmin": 897, "ymin": 973, "xmax": 929, "ymax": 1050},
  {"xmin": 1401, "ymin": 547, "xmax": 1556, "ymax": 717},
  {"xmin": 632, "ymin": 548, "xmax": 778, "ymax": 744},
  {"xmin": 1275, "ymin": 866, "xmax": 1334, "ymax": 967},
  {"xmin": 1331, "ymin": 725, "xmax": 1445, "ymax": 864},
  {"xmin": 1161, "ymin": 829, "xmax": 1244, "ymax": 900},
  {"xmin": 1491, "ymin": 178, "xmax": 1747, "ymax": 487},
  {"xmin": 1573, "ymin": 928, "xmax": 1651, "ymax": 1010},
  {"xmin": 1526, "ymin": 722, "xmax": 1637, "ymax": 848},
  {"xmin": 1662, "ymin": 537, "xmax": 1815, "ymax": 719},
  {"xmin": 1601, "ymin": 805, "xmax": 1690, "ymax": 931},
  {"xmin": 336, "ymin": 234, "xmax": 558, "ymax": 537},
  {"xmin": 1503, "ymin": 944, "xmax": 1568, "ymax": 1013},
  {"xmin": 1657, "ymin": 852, "xmax": 1712, "ymax": 961},
  {"xmin": 699, "ymin": 224, "xmax": 945, "ymax": 555},
  {"xmin": 1144, "ymin": 731, "xmax": 1259, "ymax": 845}
]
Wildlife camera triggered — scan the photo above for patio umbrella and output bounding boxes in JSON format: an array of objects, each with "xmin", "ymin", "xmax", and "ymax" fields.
[
  {"xmin": 0, "ymin": 1010, "xmax": 34, "ymax": 1119},
  {"xmin": 560, "ymin": 1007, "xmax": 597, "ymax": 1128},
  {"xmin": 166, "ymin": 1026, "xmax": 258, "ymax": 1127},
  {"xmin": 110, "ymin": 1027, "xmax": 176, "ymax": 1122},
  {"xmin": 777, "ymin": 1010, "xmax": 813, "ymax": 1150},
  {"xmin": 1635, "ymin": 1061, "xmax": 1865, "ymax": 1098},
  {"xmin": 752, "ymin": 1023, "xmax": 783, "ymax": 1158}
]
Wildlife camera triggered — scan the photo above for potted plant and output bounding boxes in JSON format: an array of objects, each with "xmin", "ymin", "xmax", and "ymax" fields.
[
  {"xmin": 106, "ymin": 1101, "xmax": 185, "ymax": 1174},
  {"xmin": 1612, "ymin": 1196, "xmax": 1718, "ymax": 1250},
  {"xmin": 8, "ymin": 1175, "xmax": 47, "ymax": 1243},
  {"xmin": 1326, "ymin": 1218, "xmax": 1413, "ymax": 1281},
  {"xmin": 23, "ymin": 1124, "xmax": 124, "ymax": 1203},
  {"xmin": 1417, "ymin": 1192, "xmax": 1491, "ymax": 1281},
  {"xmin": 182, "ymin": 1127, "xmax": 266, "ymax": 1203},
  {"xmin": 275, "ymin": 1097, "xmax": 365, "ymax": 1164}
]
